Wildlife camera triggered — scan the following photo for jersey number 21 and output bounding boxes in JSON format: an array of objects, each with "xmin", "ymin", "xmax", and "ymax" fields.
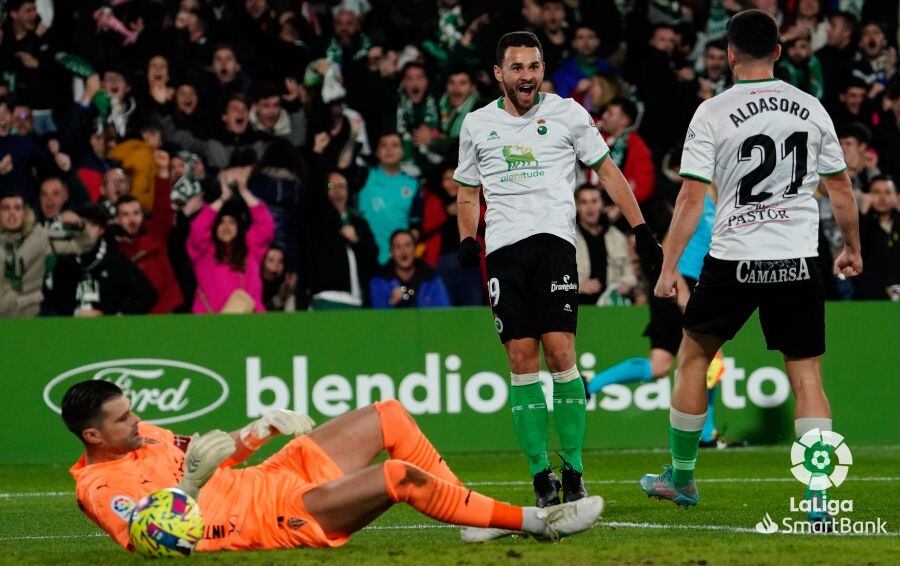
[{"xmin": 736, "ymin": 131, "xmax": 808, "ymax": 206}]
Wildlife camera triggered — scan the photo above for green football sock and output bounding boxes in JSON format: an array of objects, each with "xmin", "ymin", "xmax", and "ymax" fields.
[
  {"xmin": 552, "ymin": 375, "xmax": 586, "ymax": 473},
  {"xmin": 670, "ymin": 426, "xmax": 702, "ymax": 487},
  {"xmin": 510, "ymin": 380, "xmax": 550, "ymax": 476}
]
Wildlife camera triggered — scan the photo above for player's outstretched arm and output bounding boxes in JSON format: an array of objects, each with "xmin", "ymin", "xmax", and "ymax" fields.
[
  {"xmin": 655, "ymin": 179, "xmax": 709, "ymax": 300},
  {"xmin": 224, "ymin": 409, "xmax": 316, "ymax": 466},
  {"xmin": 821, "ymin": 172, "xmax": 863, "ymax": 277},
  {"xmin": 456, "ymin": 185, "xmax": 483, "ymax": 268}
]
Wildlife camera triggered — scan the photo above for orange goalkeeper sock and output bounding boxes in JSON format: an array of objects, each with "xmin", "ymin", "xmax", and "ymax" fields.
[
  {"xmin": 375, "ymin": 400, "xmax": 461, "ymax": 485},
  {"xmin": 382, "ymin": 460, "xmax": 523, "ymax": 530}
]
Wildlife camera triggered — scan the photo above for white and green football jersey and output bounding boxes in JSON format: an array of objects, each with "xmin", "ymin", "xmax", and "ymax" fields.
[
  {"xmin": 453, "ymin": 93, "xmax": 609, "ymax": 255},
  {"xmin": 680, "ymin": 78, "xmax": 846, "ymax": 261}
]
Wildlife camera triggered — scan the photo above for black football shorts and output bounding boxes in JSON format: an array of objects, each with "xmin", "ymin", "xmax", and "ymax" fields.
[
  {"xmin": 683, "ymin": 255, "xmax": 825, "ymax": 358},
  {"xmin": 485, "ymin": 233, "xmax": 578, "ymax": 343}
]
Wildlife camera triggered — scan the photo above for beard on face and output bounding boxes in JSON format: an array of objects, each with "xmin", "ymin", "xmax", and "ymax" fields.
[{"xmin": 503, "ymin": 75, "xmax": 538, "ymax": 111}]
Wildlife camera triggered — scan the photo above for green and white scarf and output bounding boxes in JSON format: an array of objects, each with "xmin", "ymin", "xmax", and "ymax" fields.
[
  {"xmin": 3, "ymin": 238, "xmax": 24, "ymax": 291},
  {"xmin": 607, "ymin": 128, "xmax": 634, "ymax": 168},
  {"xmin": 306, "ymin": 34, "xmax": 373, "ymax": 87},
  {"xmin": 439, "ymin": 91, "xmax": 478, "ymax": 138},
  {"xmin": 397, "ymin": 93, "xmax": 440, "ymax": 158},
  {"xmin": 437, "ymin": 5, "xmax": 464, "ymax": 48},
  {"xmin": 326, "ymin": 34, "xmax": 373, "ymax": 65}
]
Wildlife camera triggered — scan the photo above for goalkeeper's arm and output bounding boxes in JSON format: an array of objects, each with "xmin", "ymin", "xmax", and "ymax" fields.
[
  {"xmin": 175, "ymin": 430, "xmax": 236, "ymax": 500},
  {"xmin": 221, "ymin": 410, "xmax": 317, "ymax": 467}
]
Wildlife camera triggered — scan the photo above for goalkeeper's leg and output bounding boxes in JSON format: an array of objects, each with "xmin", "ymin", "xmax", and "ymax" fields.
[
  {"xmin": 303, "ymin": 462, "xmax": 519, "ymax": 537},
  {"xmin": 307, "ymin": 402, "xmax": 461, "ymax": 484},
  {"xmin": 302, "ymin": 461, "xmax": 602, "ymax": 540}
]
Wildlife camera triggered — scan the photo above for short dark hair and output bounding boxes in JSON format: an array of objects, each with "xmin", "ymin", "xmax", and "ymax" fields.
[
  {"xmin": 377, "ymin": 131, "xmax": 402, "ymax": 146},
  {"xmin": 869, "ymin": 174, "xmax": 895, "ymax": 188},
  {"xmin": 389, "ymin": 228, "xmax": 415, "ymax": 246},
  {"xmin": 840, "ymin": 76, "xmax": 868, "ymax": 93},
  {"xmin": 608, "ymin": 96, "xmax": 638, "ymax": 126},
  {"xmin": 574, "ymin": 183, "xmax": 600, "ymax": 200},
  {"xmin": 6, "ymin": 0, "xmax": 35, "ymax": 12},
  {"xmin": 705, "ymin": 38, "xmax": 728, "ymax": 54},
  {"xmin": 726, "ymin": 9, "xmax": 779, "ymax": 60},
  {"xmin": 252, "ymin": 82, "xmax": 281, "ymax": 102},
  {"xmin": 401, "ymin": 61, "xmax": 427, "ymax": 79},
  {"xmin": 223, "ymin": 93, "xmax": 250, "ymax": 111},
  {"xmin": 0, "ymin": 193, "xmax": 24, "ymax": 204},
  {"xmin": 101, "ymin": 66, "xmax": 130, "ymax": 83},
  {"xmin": 496, "ymin": 31, "xmax": 544, "ymax": 66},
  {"xmin": 446, "ymin": 67, "xmax": 473, "ymax": 83},
  {"xmin": 0, "ymin": 96, "xmax": 11, "ymax": 111},
  {"xmin": 40, "ymin": 175, "xmax": 69, "ymax": 190},
  {"xmin": 860, "ymin": 20, "xmax": 886, "ymax": 35},
  {"xmin": 837, "ymin": 122, "xmax": 871, "ymax": 145},
  {"xmin": 114, "ymin": 193, "xmax": 140, "ymax": 212},
  {"xmin": 650, "ymin": 23, "xmax": 675, "ymax": 38},
  {"xmin": 829, "ymin": 11, "xmax": 859, "ymax": 37},
  {"xmin": 212, "ymin": 42, "xmax": 237, "ymax": 60},
  {"xmin": 61, "ymin": 380, "xmax": 124, "ymax": 439},
  {"xmin": 78, "ymin": 203, "xmax": 111, "ymax": 227}
]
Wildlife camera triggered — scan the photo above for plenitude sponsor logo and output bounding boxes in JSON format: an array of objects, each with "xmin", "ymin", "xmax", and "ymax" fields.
[{"xmin": 43, "ymin": 359, "xmax": 229, "ymax": 425}]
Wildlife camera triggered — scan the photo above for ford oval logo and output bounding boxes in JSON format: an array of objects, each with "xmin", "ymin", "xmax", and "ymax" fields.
[{"xmin": 44, "ymin": 359, "xmax": 229, "ymax": 425}]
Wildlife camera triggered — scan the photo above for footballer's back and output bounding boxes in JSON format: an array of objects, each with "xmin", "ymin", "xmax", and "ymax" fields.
[{"xmin": 679, "ymin": 78, "xmax": 845, "ymax": 261}]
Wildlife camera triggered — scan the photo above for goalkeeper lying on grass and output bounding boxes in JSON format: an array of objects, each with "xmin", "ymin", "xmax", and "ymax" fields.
[{"xmin": 61, "ymin": 380, "xmax": 604, "ymax": 552}]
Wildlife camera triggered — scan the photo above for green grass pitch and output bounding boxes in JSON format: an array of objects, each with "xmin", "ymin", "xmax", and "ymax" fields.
[{"xmin": 2, "ymin": 446, "xmax": 898, "ymax": 564}]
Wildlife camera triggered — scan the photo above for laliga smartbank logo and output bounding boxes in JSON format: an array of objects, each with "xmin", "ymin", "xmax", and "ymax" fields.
[
  {"xmin": 44, "ymin": 359, "xmax": 229, "ymax": 425},
  {"xmin": 790, "ymin": 428, "xmax": 852, "ymax": 490},
  {"xmin": 754, "ymin": 430, "xmax": 888, "ymax": 535}
]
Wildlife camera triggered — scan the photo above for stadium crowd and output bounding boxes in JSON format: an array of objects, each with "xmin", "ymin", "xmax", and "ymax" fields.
[{"xmin": 0, "ymin": 0, "xmax": 897, "ymax": 316}]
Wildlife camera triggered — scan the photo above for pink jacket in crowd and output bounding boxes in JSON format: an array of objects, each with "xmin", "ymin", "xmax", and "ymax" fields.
[{"xmin": 187, "ymin": 203, "xmax": 275, "ymax": 313}]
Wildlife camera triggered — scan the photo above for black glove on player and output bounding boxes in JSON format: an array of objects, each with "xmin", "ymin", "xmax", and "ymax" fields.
[
  {"xmin": 634, "ymin": 223, "xmax": 664, "ymax": 286},
  {"xmin": 457, "ymin": 237, "xmax": 483, "ymax": 268}
]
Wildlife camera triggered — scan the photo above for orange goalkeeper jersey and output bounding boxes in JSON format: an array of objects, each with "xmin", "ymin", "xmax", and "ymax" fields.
[{"xmin": 70, "ymin": 422, "xmax": 347, "ymax": 552}]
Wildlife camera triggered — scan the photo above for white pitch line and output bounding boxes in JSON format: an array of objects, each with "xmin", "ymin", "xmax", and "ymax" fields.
[
  {"xmin": 2, "ymin": 476, "xmax": 898, "ymax": 498},
  {"xmin": 0, "ymin": 533, "xmax": 106, "ymax": 542},
  {"xmin": 467, "ymin": 476, "xmax": 900, "ymax": 487},
  {"xmin": 602, "ymin": 521, "xmax": 900, "ymax": 538},
  {"xmin": 365, "ymin": 525, "xmax": 452, "ymax": 531},
  {"xmin": 3, "ymin": 521, "xmax": 898, "ymax": 542},
  {"xmin": 0, "ymin": 491, "xmax": 72, "ymax": 498}
]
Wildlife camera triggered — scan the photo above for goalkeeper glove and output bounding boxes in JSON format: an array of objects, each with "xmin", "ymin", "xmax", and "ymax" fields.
[
  {"xmin": 176, "ymin": 430, "xmax": 235, "ymax": 499},
  {"xmin": 239, "ymin": 409, "xmax": 316, "ymax": 451},
  {"xmin": 457, "ymin": 237, "xmax": 482, "ymax": 268}
]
